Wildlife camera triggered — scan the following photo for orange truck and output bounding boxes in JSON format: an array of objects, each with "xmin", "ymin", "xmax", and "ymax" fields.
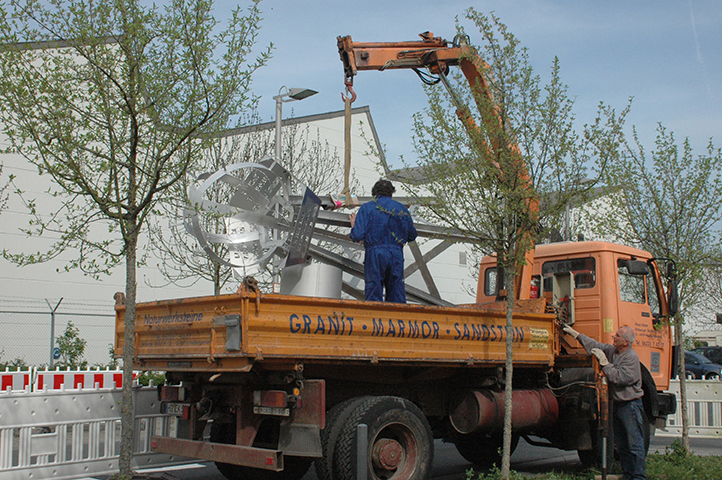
[
  {"xmin": 115, "ymin": 240, "xmax": 677, "ymax": 480},
  {"xmin": 114, "ymin": 33, "xmax": 678, "ymax": 480}
]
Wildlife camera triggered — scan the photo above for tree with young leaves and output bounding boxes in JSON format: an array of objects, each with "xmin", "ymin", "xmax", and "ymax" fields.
[
  {"xmin": 0, "ymin": 0, "xmax": 270, "ymax": 476},
  {"xmin": 402, "ymin": 9, "xmax": 628, "ymax": 477},
  {"xmin": 591, "ymin": 124, "xmax": 722, "ymax": 453},
  {"xmin": 55, "ymin": 320, "xmax": 88, "ymax": 369}
]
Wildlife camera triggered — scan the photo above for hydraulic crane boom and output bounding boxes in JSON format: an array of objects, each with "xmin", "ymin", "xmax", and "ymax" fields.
[{"xmin": 337, "ymin": 32, "xmax": 537, "ymax": 301}]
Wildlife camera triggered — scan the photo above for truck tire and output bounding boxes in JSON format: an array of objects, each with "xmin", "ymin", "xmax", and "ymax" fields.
[
  {"xmin": 210, "ymin": 421, "xmax": 312, "ymax": 480},
  {"xmin": 452, "ymin": 431, "xmax": 519, "ymax": 468},
  {"xmin": 333, "ymin": 396, "xmax": 434, "ymax": 480},
  {"xmin": 315, "ymin": 396, "xmax": 370, "ymax": 480}
]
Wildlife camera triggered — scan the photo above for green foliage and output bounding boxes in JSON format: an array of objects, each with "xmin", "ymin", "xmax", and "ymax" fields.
[
  {"xmin": 646, "ymin": 441, "xmax": 722, "ymax": 479},
  {"xmin": 92, "ymin": 343, "xmax": 120, "ymax": 370},
  {"xmin": 0, "ymin": 0, "xmax": 272, "ymax": 276},
  {"xmin": 593, "ymin": 124, "xmax": 722, "ymax": 318},
  {"xmin": 55, "ymin": 320, "xmax": 88, "ymax": 369},
  {"xmin": 0, "ymin": 348, "xmax": 29, "ymax": 370},
  {"xmin": 0, "ymin": 164, "xmax": 9, "ymax": 214},
  {"xmin": 135, "ymin": 371, "xmax": 165, "ymax": 386},
  {"xmin": 0, "ymin": 2, "xmax": 270, "ymax": 476},
  {"xmin": 466, "ymin": 467, "xmax": 590, "ymax": 479},
  {"xmin": 403, "ymin": 9, "xmax": 629, "ymax": 271},
  {"xmin": 466, "ymin": 467, "xmax": 528, "ymax": 479},
  {"xmin": 401, "ymin": 10, "xmax": 630, "ymax": 476},
  {"xmin": 463, "ymin": 448, "xmax": 722, "ymax": 480}
]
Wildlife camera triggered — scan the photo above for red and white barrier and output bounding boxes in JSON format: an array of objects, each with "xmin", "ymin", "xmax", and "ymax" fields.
[
  {"xmin": 1, "ymin": 368, "xmax": 33, "ymax": 392},
  {"xmin": 35, "ymin": 368, "xmax": 125, "ymax": 390},
  {"xmin": 2, "ymin": 368, "xmax": 140, "ymax": 392}
]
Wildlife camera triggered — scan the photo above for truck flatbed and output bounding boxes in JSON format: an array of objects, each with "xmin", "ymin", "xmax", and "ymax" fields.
[{"xmin": 116, "ymin": 284, "xmax": 557, "ymax": 372}]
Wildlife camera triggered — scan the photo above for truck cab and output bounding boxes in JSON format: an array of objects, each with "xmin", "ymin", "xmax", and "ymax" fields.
[
  {"xmin": 477, "ymin": 240, "xmax": 677, "ymax": 417},
  {"xmin": 478, "ymin": 241, "xmax": 675, "ymax": 389}
]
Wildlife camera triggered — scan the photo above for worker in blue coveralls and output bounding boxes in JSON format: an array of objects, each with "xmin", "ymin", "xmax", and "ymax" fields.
[{"xmin": 349, "ymin": 180, "xmax": 417, "ymax": 303}]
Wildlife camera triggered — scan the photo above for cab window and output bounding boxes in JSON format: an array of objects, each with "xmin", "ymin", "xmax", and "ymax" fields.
[
  {"xmin": 618, "ymin": 260, "xmax": 646, "ymax": 304},
  {"xmin": 647, "ymin": 273, "xmax": 661, "ymax": 316},
  {"xmin": 541, "ymin": 257, "xmax": 596, "ymax": 293},
  {"xmin": 484, "ymin": 267, "xmax": 499, "ymax": 297}
]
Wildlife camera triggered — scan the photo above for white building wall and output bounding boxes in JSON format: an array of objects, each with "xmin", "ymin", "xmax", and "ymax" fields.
[{"xmin": 0, "ymin": 106, "xmax": 477, "ymax": 365}]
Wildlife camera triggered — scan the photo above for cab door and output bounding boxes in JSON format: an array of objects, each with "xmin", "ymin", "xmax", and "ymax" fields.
[{"xmin": 615, "ymin": 255, "xmax": 669, "ymax": 386}]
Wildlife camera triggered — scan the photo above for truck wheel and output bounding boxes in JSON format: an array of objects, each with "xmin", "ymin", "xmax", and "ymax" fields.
[
  {"xmin": 333, "ymin": 396, "xmax": 434, "ymax": 480},
  {"xmin": 452, "ymin": 431, "xmax": 519, "ymax": 468},
  {"xmin": 315, "ymin": 396, "xmax": 370, "ymax": 480},
  {"xmin": 210, "ymin": 421, "xmax": 312, "ymax": 480}
]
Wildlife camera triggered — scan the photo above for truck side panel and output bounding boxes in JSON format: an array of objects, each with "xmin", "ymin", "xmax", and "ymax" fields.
[{"xmin": 116, "ymin": 291, "xmax": 557, "ymax": 371}]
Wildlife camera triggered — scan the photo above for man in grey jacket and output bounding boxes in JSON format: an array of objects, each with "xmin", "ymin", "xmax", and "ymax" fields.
[{"xmin": 562, "ymin": 324, "xmax": 646, "ymax": 480}]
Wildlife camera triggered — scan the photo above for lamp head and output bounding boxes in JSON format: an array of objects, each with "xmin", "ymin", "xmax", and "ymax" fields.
[{"xmin": 287, "ymin": 88, "xmax": 317, "ymax": 100}]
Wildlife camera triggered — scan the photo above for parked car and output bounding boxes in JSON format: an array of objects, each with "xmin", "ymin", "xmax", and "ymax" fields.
[
  {"xmin": 684, "ymin": 351, "xmax": 722, "ymax": 379},
  {"xmin": 692, "ymin": 346, "xmax": 722, "ymax": 365}
]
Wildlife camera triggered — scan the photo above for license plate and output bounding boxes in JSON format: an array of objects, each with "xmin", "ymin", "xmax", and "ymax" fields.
[
  {"xmin": 253, "ymin": 406, "xmax": 290, "ymax": 417},
  {"xmin": 163, "ymin": 402, "xmax": 187, "ymax": 416}
]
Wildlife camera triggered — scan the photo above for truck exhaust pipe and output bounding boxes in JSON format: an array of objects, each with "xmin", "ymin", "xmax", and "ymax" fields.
[{"xmin": 449, "ymin": 389, "xmax": 558, "ymax": 434}]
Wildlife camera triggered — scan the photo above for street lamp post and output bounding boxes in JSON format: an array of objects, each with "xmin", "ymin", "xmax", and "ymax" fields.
[
  {"xmin": 271, "ymin": 87, "xmax": 317, "ymax": 294},
  {"xmin": 273, "ymin": 86, "xmax": 318, "ymax": 163}
]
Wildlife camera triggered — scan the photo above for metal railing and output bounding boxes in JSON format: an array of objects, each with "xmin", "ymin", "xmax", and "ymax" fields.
[
  {"xmin": 0, "ymin": 370, "xmax": 190, "ymax": 480},
  {"xmin": 656, "ymin": 378, "xmax": 722, "ymax": 438},
  {"xmin": 1, "ymin": 370, "xmax": 719, "ymax": 479}
]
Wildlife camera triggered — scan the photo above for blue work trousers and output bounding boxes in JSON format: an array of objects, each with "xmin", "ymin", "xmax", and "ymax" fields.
[
  {"xmin": 614, "ymin": 398, "xmax": 646, "ymax": 480},
  {"xmin": 364, "ymin": 246, "xmax": 405, "ymax": 303}
]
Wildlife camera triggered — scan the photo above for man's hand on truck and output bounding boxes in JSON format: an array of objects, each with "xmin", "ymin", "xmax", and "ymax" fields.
[
  {"xmin": 590, "ymin": 348, "xmax": 610, "ymax": 366},
  {"xmin": 562, "ymin": 324, "xmax": 580, "ymax": 339}
]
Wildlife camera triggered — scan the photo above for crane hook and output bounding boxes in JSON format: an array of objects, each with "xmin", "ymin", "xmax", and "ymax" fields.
[{"xmin": 341, "ymin": 82, "xmax": 356, "ymax": 103}]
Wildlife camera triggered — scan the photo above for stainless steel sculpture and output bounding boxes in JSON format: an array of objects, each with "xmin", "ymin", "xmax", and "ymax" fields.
[{"xmin": 184, "ymin": 157, "xmax": 466, "ymax": 305}]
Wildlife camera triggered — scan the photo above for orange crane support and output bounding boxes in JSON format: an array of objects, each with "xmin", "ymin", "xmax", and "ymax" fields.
[{"xmin": 337, "ymin": 32, "xmax": 538, "ymax": 300}]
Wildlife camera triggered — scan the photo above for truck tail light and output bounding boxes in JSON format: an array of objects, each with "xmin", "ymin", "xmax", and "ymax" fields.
[{"xmin": 253, "ymin": 390, "xmax": 288, "ymax": 408}]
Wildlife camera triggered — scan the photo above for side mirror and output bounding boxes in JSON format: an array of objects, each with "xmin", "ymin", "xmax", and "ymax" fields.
[
  {"xmin": 624, "ymin": 260, "xmax": 650, "ymax": 275},
  {"xmin": 668, "ymin": 276, "xmax": 679, "ymax": 316}
]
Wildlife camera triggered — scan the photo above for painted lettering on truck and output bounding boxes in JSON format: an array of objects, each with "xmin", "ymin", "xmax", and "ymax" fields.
[
  {"xmin": 288, "ymin": 313, "xmax": 529, "ymax": 344},
  {"xmin": 143, "ymin": 312, "xmax": 204, "ymax": 325}
]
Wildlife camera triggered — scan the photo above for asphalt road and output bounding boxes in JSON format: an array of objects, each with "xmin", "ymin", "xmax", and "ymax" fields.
[{"xmin": 126, "ymin": 435, "xmax": 722, "ymax": 480}]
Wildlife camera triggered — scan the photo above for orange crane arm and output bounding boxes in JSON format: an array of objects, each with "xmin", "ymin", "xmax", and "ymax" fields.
[{"xmin": 337, "ymin": 32, "xmax": 537, "ymax": 301}]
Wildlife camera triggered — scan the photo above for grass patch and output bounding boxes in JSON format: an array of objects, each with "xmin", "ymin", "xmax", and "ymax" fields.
[
  {"xmin": 465, "ymin": 441, "xmax": 722, "ymax": 480},
  {"xmin": 646, "ymin": 440, "xmax": 722, "ymax": 480}
]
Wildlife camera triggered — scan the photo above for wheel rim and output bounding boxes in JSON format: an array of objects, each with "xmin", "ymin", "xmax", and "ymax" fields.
[{"xmin": 370, "ymin": 422, "xmax": 418, "ymax": 479}]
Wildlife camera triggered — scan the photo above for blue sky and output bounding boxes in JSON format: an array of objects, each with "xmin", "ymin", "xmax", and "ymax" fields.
[{"xmin": 244, "ymin": 0, "xmax": 721, "ymax": 167}]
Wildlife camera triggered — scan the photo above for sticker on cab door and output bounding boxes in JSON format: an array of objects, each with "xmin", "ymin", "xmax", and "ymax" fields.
[{"xmin": 603, "ymin": 318, "xmax": 613, "ymax": 333}]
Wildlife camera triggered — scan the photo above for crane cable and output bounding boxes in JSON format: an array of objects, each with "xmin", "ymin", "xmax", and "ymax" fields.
[{"xmin": 341, "ymin": 82, "xmax": 356, "ymax": 206}]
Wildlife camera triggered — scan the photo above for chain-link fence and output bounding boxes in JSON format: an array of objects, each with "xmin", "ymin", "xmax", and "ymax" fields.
[{"xmin": 0, "ymin": 297, "xmax": 115, "ymax": 367}]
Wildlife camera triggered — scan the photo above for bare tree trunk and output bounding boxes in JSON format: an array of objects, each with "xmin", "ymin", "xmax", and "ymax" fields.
[
  {"xmin": 501, "ymin": 275, "xmax": 515, "ymax": 478},
  {"xmin": 214, "ymin": 261, "xmax": 221, "ymax": 296},
  {"xmin": 119, "ymin": 229, "xmax": 138, "ymax": 478},
  {"xmin": 674, "ymin": 317, "xmax": 690, "ymax": 453}
]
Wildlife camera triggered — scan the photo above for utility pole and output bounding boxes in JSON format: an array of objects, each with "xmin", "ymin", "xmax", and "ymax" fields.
[{"xmin": 46, "ymin": 298, "xmax": 63, "ymax": 368}]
